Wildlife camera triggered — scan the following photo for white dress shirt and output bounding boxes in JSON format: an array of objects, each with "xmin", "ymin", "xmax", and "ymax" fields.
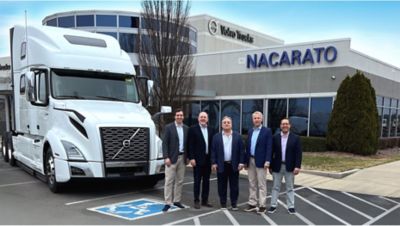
[
  {"xmin": 200, "ymin": 124, "xmax": 208, "ymax": 154},
  {"xmin": 281, "ymin": 132, "xmax": 289, "ymax": 162},
  {"xmin": 222, "ymin": 131, "xmax": 232, "ymax": 161},
  {"xmin": 176, "ymin": 122, "xmax": 184, "ymax": 153}
]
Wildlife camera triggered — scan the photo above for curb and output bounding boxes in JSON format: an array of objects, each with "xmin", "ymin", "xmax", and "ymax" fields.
[{"xmin": 301, "ymin": 168, "xmax": 360, "ymax": 179}]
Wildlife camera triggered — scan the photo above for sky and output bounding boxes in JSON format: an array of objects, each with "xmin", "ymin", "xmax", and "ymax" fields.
[{"xmin": 0, "ymin": 0, "xmax": 399, "ymax": 68}]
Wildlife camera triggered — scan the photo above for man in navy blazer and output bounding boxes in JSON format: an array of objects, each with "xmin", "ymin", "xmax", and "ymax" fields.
[
  {"xmin": 245, "ymin": 111, "xmax": 272, "ymax": 214},
  {"xmin": 268, "ymin": 118, "xmax": 302, "ymax": 215},
  {"xmin": 187, "ymin": 112, "xmax": 216, "ymax": 209},
  {"xmin": 211, "ymin": 116, "xmax": 245, "ymax": 210}
]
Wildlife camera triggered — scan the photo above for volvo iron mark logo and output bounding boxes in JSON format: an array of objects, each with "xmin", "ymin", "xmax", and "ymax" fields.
[
  {"xmin": 208, "ymin": 19, "xmax": 218, "ymax": 35},
  {"xmin": 122, "ymin": 140, "xmax": 131, "ymax": 148}
]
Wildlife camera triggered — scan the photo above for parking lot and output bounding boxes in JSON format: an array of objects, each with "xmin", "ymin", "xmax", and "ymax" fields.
[{"xmin": 1, "ymin": 160, "xmax": 399, "ymax": 225}]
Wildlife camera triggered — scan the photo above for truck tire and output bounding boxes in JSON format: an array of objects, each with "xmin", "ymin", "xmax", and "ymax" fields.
[
  {"xmin": 7, "ymin": 133, "xmax": 16, "ymax": 166},
  {"xmin": 45, "ymin": 147, "xmax": 62, "ymax": 193},
  {"xmin": 2, "ymin": 136, "xmax": 9, "ymax": 162}
]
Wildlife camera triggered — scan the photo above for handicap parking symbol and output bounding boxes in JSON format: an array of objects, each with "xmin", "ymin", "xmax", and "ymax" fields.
[{"xmin": 88, "ymin": 198, "xmax": 184, "ymax": 221}]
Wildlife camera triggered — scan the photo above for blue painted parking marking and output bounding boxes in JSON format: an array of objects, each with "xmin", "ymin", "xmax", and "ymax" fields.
[{"xmin": 88, "ymin": 198, "xmax": 183, "ymax": 221}]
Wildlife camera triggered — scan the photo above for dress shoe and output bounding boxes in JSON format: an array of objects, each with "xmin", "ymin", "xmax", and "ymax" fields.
[
  {"xmin": 162, "ymin": 205, "xmax": 171, "ymax": 212},
  {"xmin": 173, "ymin": 202, "xmax": 185, "ymax": 208}
]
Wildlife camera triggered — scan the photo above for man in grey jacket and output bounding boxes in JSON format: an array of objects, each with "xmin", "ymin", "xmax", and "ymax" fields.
[{"xmin": 162, "ymin": 109, "xmax": 189, "ymax": 212}]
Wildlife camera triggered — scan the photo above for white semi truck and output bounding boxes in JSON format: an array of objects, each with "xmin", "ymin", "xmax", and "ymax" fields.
[{"xmin": 1, "ymin": 25, "xmax": 168, "ymax": 192}]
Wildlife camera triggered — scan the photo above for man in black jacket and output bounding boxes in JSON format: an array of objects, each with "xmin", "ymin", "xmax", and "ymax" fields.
[
  {"xmin": 187, "ymin": 111, "xmax": 215, "ymax": 209},
  {"xmin": 268, "ymin": 118, "xmax": 302, "ymax": 215}
]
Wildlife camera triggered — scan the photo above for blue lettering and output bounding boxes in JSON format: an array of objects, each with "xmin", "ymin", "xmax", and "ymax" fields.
[
  {"xmin": 291, "ymin": 50, "xmax": 302, "ymax": 65},
  {"xmin": 302, "ymin": 49, "xmax": 314, "ymax": 64},
  {"xmin": 258, "ymin": 53, "xmax": 269, "ymax": 68},
  {"xmin": 246, "ymin": 54, "xmax": 257, "ymax": 68},
  {"xmin": 279, "ymin": 51, "xmax": 290, "ymax": 66},
  {"xmin": 313, "ymin": 47, "xmax": 325, "ymax": 63},
  {"xmin": 269, "ymin": 52, "xmax": 279, "ymax": 67},
  {"xmin": 324, "ymin": 46, "xmax": 337, "ymax": 62}
]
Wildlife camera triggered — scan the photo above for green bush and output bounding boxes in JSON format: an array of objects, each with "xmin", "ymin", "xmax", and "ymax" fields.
[
  {"xmin": 301, "ymin": 136, "xmax": 327, "ymax": 152},
  {"xmin": 327, "ymin": 71, "xmax": 379, "ymax": 155},
  {"xmin": 379, "ymin": 138, "xmax": 400, "ymax": 149}
]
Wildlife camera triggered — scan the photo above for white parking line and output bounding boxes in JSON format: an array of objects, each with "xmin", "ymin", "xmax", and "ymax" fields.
[
  {"xmin": 260, "ymin": 213, "xmax": 277, "ymax": 225},
  {"xmin": 164, "ymin": 209, "xmax": 222, "ymax": 225},
  {"xmin": 342, "ymin": 191, "xmax": 387, "ymax": 211},
  {"xmin": 307, "ymin": 187, "xmax": 373, "ymax": 220},
  {"xmin": 223, "ymin": 209, "xmax": 240, "ymax": 225},
  {"xmin": 295, "ymin": 193, "xmax": 351, "ymax": 225},
  {"xmin": 277, "ymin": 199, "xmax": 314, "ymax": 225},
  {"xmin": 0, "ymin": 180, "xmax": 39, "ymax": 188},
  {"xmin": 193, "ymin": 217, "xmax": 201, "ymax": 225},
  {"xmin": 362, "ymin": 204, "xmax": 400, "ymax": 225},
  {"xmin": 379, "ymin": 196, "xmax": 400, "ymax": 205},
  {"xmin": 65, "ymin": 177, "xmax": 218, "ymax": 206}
]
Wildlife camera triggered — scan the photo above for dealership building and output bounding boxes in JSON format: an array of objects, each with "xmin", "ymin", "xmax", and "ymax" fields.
[{"xmin": 1, "ymin": 10, "xmax": 399, "ymax": 138}]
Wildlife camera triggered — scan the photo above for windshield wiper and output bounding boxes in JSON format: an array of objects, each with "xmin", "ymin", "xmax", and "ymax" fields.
[
  {"xmin": 95, "ymin": 96, "xmax": 126, "ymax": 102},
  {"xmin": 56, "ymin": 95, "xmax": 86, "ymax": 99}
]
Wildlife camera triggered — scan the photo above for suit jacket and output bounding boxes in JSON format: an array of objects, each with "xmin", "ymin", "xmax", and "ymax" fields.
[
  {"xmin": 246, "ymin": 126, "xmax": 273, "ymax": 168},
  {"xmin": 211, "ymin": 131, "xmax": 245, "ymax": 173},
  {"xmin": 271, "ymin": 132, "xmax": 302, "ymax": 172},
  {"xmin": 187, "ymin": 124, "xmax": 215, "ymax": 166},
  {"xmin": 162, "ymin": 122, "xmax": 189, "ymax": 164}
]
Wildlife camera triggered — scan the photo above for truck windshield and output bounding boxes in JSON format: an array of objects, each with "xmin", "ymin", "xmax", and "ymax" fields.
[{"xmin": 51, "ymin": 69, "xmax": 139, "ymax": 103}]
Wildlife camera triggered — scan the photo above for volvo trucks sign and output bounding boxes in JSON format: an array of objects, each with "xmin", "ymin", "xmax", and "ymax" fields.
[
  {"xmin": 246, "ymin": 46, "xmax": 338, "ymax": 69},
  {"xmin": 208, "ymin": 19, "xmax": 254, "ymax": 44}
]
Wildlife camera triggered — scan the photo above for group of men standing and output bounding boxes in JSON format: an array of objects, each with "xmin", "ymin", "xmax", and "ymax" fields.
[{"xmin": 161, "ymin": 109, "xmax": 302, "ymax": 215}]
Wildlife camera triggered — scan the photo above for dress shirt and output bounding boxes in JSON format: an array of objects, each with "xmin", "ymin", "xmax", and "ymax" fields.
[
  {"xmin": 176, "ymin": 122, "xmax": 184, "ymax": 153},
  {"xmin": 222, "ymin": 131, "xmax": 232, "ymax": 161},
  {"xmin": 281, "ymin": 132, "xmax": 289, "ymax": 162},
  {"xmin": 250, "ymin": 126, "xmax": 262, "ymax": 156},
  {"xmin": 200, "ymin": 124, "xmax": 209, "ymax": 154}
]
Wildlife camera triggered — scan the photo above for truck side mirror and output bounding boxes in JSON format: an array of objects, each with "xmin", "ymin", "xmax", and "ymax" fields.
[
  {"xmin": 160, "ymin": 106, "xmax": 171, "ymax": 113},
  {"xmin": 26, "ymin": 71, "xmax": 36, "ymax": 102}
]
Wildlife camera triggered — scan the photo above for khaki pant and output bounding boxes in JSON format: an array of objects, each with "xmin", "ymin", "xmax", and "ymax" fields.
[
  {"xmin": 247, "ymin": 157, "xmax": 267, "ymax": 207},
  {"xmin": 164, "ymin": 155, "xmax": 186, "ymax": 205}
]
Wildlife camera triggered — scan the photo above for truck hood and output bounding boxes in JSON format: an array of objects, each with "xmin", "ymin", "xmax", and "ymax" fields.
[{"xmin": 58, "ymin": 100, "xmax": 152, "ymax": 126}]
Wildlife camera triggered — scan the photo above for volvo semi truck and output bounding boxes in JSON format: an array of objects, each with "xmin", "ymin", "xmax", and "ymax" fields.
[{"xmin": 1, "ymin": 25, "xmax": 168, "ymax": 192}]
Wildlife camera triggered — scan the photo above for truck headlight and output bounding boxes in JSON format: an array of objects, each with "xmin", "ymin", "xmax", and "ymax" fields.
[
  {"xmin": 62, "ymin": 140, "xmax": 86, "ymax": 161},
  {"xmin": 156, "ymin": 135, "xmax": 163, "ymax": 159}
]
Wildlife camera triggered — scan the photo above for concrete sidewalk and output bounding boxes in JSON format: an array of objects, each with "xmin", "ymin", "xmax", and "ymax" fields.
[{"xmin": 240, "ymin": 160, "xmax": 400, "ymax": 198}]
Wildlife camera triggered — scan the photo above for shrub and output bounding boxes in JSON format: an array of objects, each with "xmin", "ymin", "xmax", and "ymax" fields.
[{"xmin": 301, "ymin": 136, "xmax": 327, "ymax": 152}]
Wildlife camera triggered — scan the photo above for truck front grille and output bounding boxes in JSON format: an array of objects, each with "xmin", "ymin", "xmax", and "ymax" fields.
[{"xmin": 100, "ymin": 127, "xmax": 149, "ymax": 161}]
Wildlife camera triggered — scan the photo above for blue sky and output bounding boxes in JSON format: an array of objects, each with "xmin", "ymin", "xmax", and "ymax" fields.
[{"xmin": 1, "ymin": 1, "xmax": 399, "ymax": 67}]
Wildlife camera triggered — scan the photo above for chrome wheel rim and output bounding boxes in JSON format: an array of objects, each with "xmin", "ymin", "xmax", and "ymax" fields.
[
  {"xmin": 2, "ymin": 143, "xmax": 5, "ymax": 157},
  {"xmin": 7, "ymin": 146, "xmax": 12, "ymax": 160},
  {"xmin": 47, "ymin": 155, "xmax": 55, "ymax": 185}
]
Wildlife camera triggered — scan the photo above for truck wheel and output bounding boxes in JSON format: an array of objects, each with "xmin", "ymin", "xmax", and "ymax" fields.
[
  {"xmin": 45, "ymin": 147, "xmax": 62, "ymax": 193},
  {"xmin": 2, "ymin": 136, "xmax": 9, "ymax": 162},
  {"xmin": 7, "ymin": 134, "xmax": 16, "ymax": 166}
]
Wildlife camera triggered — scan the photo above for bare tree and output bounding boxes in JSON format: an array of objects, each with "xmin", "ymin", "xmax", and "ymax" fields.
[{"xmin": 139, "ymin": 0, "xmax": 195, "ymax": 116}]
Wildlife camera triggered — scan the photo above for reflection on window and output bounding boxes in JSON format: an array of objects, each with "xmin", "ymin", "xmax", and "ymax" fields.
[
  {"xmin": 47, "ymin": 18, "xmax": 57, "ymax": 27},
  {"xmin": 184, "ymin": 101, "xmax": 201, "ymax": 127},
  {"xmin": 96, "ymin": 15, "xmax": 116, "ymax": 27},
  {"xmin": 119, "ymin": 33, "xmax": 138, "ymax": 53},
  {"xmin": 397, "ymin": 110, "xmax": 400, "ymax": 137},
  {"xmin": 221, "ymin": 100, "xmax": 241, "ymax": 133},
  {"xmin": 77, "ymin": 15, "xmax": 94, "ymax": 27},
  {"xmin": 189, "ymin": 29, "xmax": 197, "ymax": 42},
  {"xmin": 309, "ymin": 97, "xmax": 332, "ymax": 137},
  {"xmin": 289, "ymin": 98, "xmax": 309, "ymax": 136},
  {"xmin": 58, "ymin": 16, "xmax": 75, "ymax": 28},
  {"xmin": 242, "ymin": 99, "xmax": 263, "ymax": 134},
  {"xmin": 382, "ymin": 108, "xmax": 390, "ymax": 137},
  {"xmin": 377, "ymin": 107, "xmax": 383, "ymax": 137},
  {"xmin": 38, "ymin": 72, "xmax": 47, "ymax": 103},
  {"xmin": 390, "ymin": 108, "xmax": 397, "ymax": 137},
  {"xmin": 120, "ymin": 16, "xmax": 139, "ymax": 28},
  {"xmin": 268, "ymin": 99, "xmax": 287, "ymax": 135},
  {"xmin": 376, "ymin": 96, "xmax": 383, "ymax": 107},
  {"xmin": 201, "ymin": 101, "xmax": 220, "ymax": 132},
  {"xmin": 97, "ymin": 32, "xmax": 117, "ymax": 40}
]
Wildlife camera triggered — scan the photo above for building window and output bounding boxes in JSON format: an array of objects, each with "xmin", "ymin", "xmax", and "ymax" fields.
[
  {"xmin": 97, "ymin": 32, "xmax": 117, "ymax": 40},
  {"xmin": 119, "ymin": 33, "xmax": 138, "ymax": 53},
  {"xmin": 309, "ymin": 97, "xmax": 332, "ymax": 137},
  {"xmin": 376, "ymin": 96, "xmax": 383, "ymax": 107},
  {"xmin": 141, "ymin": 18, "xmax": 159, "ymax": 30},
  {"xmin": 77, "ymin": 15, "xmax": 94, "ymax": 27},
  {"xmin": 120, "ymin": 16, "xmax": 139, "ymax": 28},
  {"xmin": 390, "ymin": 108, "xmax": 397, "ymax": 137},
  {"xmin": 242, "ymin": 99, "xmax": 263, "ymax": 134},
  {"xmin": 58, "ymin": 16, "xmax": 75, "ymax": 28},
  {"xmin": 189, "ymin": 29, "xmax": 197, "ymax": 42},
  {"xmin": 201, "ymin": 100, "xmax": 220, "ymax": 132},
  {"xmin": 221, "ymin": 100, "xmax": 241, "ymax": 133},
  {"xmin": 377, "ymin": 107, "xmax": 383, "ymax": 137},
  {"xmin": 96, "ymin": 15, "xmax": 117, "ymax": 27},
  {"xmin": 289, "ymin": 98, "xmax": 309, "ymax": 136},
  {"xmin": 184, "ymin": 101, "xmax": 201, "ymax": 127},
  {"xmin": 382, "ymin": 108, "xmax": 390, "ymax": 137},
  {"xmin": 46, "ymin": 18, "xmax": 57, "ymax": 26},
  {"xmin": 268, "ymin": 99, "xmax": 287, "ymax": 135}
]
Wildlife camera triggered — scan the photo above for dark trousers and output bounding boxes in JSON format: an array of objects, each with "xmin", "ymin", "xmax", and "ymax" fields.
[
  {"xmin": 193, "ymin": 162, "xmax": 211, "ymax": 203},
  {"xmin": 217, "ymin": 162, "xmax": 239, "ymax": 205}
]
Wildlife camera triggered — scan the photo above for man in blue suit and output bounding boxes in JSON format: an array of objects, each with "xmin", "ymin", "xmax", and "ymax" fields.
[
  {"xmin": 268, "ymin": 118, "xmax": 302, "ymax": 215},
  {"xmin": 187, "ymin": 112, "xmax": 216, "ymax": 209},
  {"xmin": 245, "ymin": 111, "xmax": 272, "ymax": 214},
  {"xmin": 211, "ymin": 116, "xmax": 245, "ymax": 210}
]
